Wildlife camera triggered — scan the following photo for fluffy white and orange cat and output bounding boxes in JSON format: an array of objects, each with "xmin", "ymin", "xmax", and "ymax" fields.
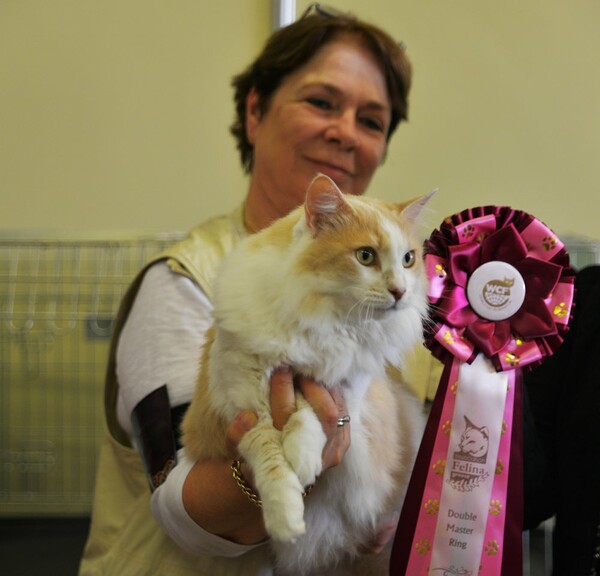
[{"xmin": 182, "ymin": 174, "xmax": 432, "ymax": 575}]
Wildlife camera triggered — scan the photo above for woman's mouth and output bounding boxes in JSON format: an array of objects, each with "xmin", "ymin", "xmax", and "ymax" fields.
[{"xmin": 306, "ymin": 159, "xmax": 354, "ymax": 184}]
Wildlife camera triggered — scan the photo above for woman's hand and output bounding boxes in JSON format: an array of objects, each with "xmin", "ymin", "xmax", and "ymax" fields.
[
  {"xmin": 226, "ymin": 366, "xmax": 351, "ymax": 471},
  {"xmin": 214, "ymin": 367, "xmax": 350, "ymax": 544},
  {"xmin": 226, "ymin": 410, "xmax": 258, "ymax": 454},
  {"xmin": 269, "ymin": 366, "xmax": 351, "ymax": 471}
]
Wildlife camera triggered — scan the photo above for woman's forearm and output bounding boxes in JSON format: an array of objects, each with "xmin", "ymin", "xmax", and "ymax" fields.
[{"xmin": 182, "ymin": 458, "xmax": 267, "ymax": 545}]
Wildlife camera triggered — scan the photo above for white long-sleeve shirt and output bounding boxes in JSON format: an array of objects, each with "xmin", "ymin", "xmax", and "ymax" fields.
[{"xmin": 116, "ymin": 262, "xmax": 262, "ymax": 558}]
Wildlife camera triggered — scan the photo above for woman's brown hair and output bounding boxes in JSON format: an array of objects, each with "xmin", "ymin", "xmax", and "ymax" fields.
[{"xmin": 230, "ymin": 8, "xmax": 412, "ymax": 173}]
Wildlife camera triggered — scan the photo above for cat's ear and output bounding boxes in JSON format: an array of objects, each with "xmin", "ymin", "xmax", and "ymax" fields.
[
  {"xmin": 304, "ymin": 174, "xmax": 352, "ymax": 235},
  {"xmin": 401, "ymin": 188, "xmax": 438, "ymax": 223}
]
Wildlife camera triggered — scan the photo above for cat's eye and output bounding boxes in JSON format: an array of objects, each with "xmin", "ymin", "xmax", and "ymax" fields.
[
  {"xmin": 356, "ymin": 247, "xmax": 376, "ymax": 266},
  {"xmin": 402, "ymin": 250, "xmax": 416, "ymax": 268}
]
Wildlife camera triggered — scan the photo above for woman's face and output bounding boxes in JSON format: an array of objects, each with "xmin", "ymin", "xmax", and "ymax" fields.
[{"xmin": 246, "ymin": 36, "xmax": 392, "ymax": 219}]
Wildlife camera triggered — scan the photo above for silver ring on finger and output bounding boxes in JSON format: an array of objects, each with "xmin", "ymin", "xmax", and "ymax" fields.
[{"xmin": 337, "ymin": 415, "xmax": 351, "ymax": 428}]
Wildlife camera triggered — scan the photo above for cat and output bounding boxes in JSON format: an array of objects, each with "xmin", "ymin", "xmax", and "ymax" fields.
[
  {"xmin": 181, "ymin": 174, "xmax": 433, "ymax": 575},
  {"xmin": 457, "ymin": 416, "xmax": 489, "ymax": 461}
]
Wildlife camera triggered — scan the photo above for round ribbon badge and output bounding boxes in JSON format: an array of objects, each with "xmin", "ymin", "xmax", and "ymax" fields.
[{"xmin": 390, "ymin": 206, "xmax": 575, "ymax": 576}]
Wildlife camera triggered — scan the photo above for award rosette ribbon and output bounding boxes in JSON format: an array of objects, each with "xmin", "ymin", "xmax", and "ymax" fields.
[{"xmin": 390, "ymin": 206, "xmax": 575, "ymax": 576}]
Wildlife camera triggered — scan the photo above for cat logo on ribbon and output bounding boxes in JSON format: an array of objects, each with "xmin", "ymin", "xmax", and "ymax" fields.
[
  {"xmin": 448, "ymin": 416, "xmax": 490, "ymax": 492},
  {"xmin": 467, "ymin": 262, "xmax": 525, "ymax": 322},
  {"xmin": 482, "ymin": 276, "xmax": 514, "ymax": 309}
]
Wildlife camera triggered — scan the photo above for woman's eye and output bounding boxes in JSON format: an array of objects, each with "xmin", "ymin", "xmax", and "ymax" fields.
[
  {"xmin": 356, "ymin": 247, "xmax": 377, "ymax": 266},
  {"xmin": 307, "ymin": 97, "xmax": 332, "ymax": 110},
  {"xmin": 360, "ymin": 116, "xmax": 384, "ymax": 132},
  {"xmin": 402, "ymin": 250, "xmax": 416, "ymax": 268}
]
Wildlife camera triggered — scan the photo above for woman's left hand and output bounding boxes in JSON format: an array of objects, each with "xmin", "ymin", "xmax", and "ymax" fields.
[{"xmin": 270, "ymin": 366, "xmax": 351, "ymax": 471}]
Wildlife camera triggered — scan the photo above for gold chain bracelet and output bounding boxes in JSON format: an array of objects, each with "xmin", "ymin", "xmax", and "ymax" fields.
[{"xmin": 230, "ymin": 459, "xmax": 315, "ymax": 508}]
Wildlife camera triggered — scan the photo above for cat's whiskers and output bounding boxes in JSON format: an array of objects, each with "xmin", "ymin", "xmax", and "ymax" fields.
[
  {"xmin": 344, "ymin": 294, "xmax": 379, "ymax": 324},
  {"xmin": 421, "ymin": 302, "xmax": 442, "ymax": 334},
  {"xmin": 362, "ymin": 293, "xmax": 391, "ymax": 322},
  {"xmin": 345, "ymin": 298, "xmax": 369, "ymax": 324},
  {"xmin": 364, "ymin": 299, "xmax": 376, "ymax": 322},
  {"xmin": 422, "ymin": 303, "xmax": 441, "ymax": 329}
]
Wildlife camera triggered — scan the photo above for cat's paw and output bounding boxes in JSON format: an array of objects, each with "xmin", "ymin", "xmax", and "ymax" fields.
[
  {"xmin": 282, "ymin": 408, "xmax": 326, "ymax": 487},
  {"xmin": 262, "ymin": 490, "xmax": 306, "ymax": 542}
]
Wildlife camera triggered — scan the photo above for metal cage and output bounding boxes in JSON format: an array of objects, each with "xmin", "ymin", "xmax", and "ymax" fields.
[{"xmin": 0, "ymin": 234, "xmax": 183, "ymax": 516}]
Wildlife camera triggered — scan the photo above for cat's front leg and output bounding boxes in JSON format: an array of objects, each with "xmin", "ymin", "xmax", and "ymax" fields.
[
  {"xmin": 237, "ymin": 417, "xmax": 307, "ymax": 542},
  {"xmin": 281, "ymin": 394, "xmax": 327, "ymax": 488}
]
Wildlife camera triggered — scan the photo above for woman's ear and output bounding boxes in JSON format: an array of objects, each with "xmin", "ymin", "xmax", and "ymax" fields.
[{"xmin": 245, "ymin": 87, "xmax": 261, "ymax": 145}]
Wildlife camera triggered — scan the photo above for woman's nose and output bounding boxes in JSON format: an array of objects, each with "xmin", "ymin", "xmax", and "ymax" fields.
[{"xmin": 324, "ymin": 110, "xmax": 358, "ymax": 150}]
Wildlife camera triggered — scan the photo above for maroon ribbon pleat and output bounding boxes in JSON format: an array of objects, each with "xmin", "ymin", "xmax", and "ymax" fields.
[
  {"xmin": 501, "ymin": 370, "xmax": 523, "ymax": 575},
  {"xmin": 389, "ymin": 362, "xmax": 452, "ymax": 574}
]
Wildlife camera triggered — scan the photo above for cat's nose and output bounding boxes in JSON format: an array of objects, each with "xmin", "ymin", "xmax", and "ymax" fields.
[{"xmin": 389, "ymin": 287, "xmax": 405, "ymax": 302}]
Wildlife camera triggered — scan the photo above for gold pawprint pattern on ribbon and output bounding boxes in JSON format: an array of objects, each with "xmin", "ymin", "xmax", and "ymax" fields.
[
  {"xmin": 415, "ymin": 539, "xmax": 431, "ymax": 555},
  {"xmin": 435, "ymin": 263, "xmax": 447, "ymax": 278},
  {"xmin": 485, "ymin": 540, "xmax": 500, "ymax": 555},
  {"xmin": 442, "ymin": 420, "xmax": 452, "ymax": 436},
  {"xmin": 450, "ymin": 381, "xmax": 459, "ymax": 396},
  {"xmin": 505, "ymin": 352, "xmax": 520, "ymax": 367},
  {"xmin": 553, "ymin": 301, "xmax": 569, "ymax": 318},
  {"xmin": 495, "ymin": 459, "xmax": 504, "ymax": 475},
  {"xmin": 489, "ymin": 499, "xmax": 503, "ymax": 516},
  {"xmin": 433, "ymin": 459, "xmax": 446, "ymax": 475},
  {"xmin": 462, "ymin": 224, "xmax": 475, "ymax": 239},
  {"xmin": 424, "ymin": 499, "xmax": 439, "ymax": 515},
  {"xmin": 542, "ymin": 235, "xmax": 557, "ymax": 251}
]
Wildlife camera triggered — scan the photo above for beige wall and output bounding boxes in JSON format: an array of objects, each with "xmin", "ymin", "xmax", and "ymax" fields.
[{"xmin": 2, "ymin": 0, "xmax": 599, "ymax": 239}]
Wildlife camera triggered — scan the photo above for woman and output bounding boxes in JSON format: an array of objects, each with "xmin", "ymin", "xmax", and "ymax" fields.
[{"xmin": 80, "ymin": 6, "xmax": 412, "ymax": 575}]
